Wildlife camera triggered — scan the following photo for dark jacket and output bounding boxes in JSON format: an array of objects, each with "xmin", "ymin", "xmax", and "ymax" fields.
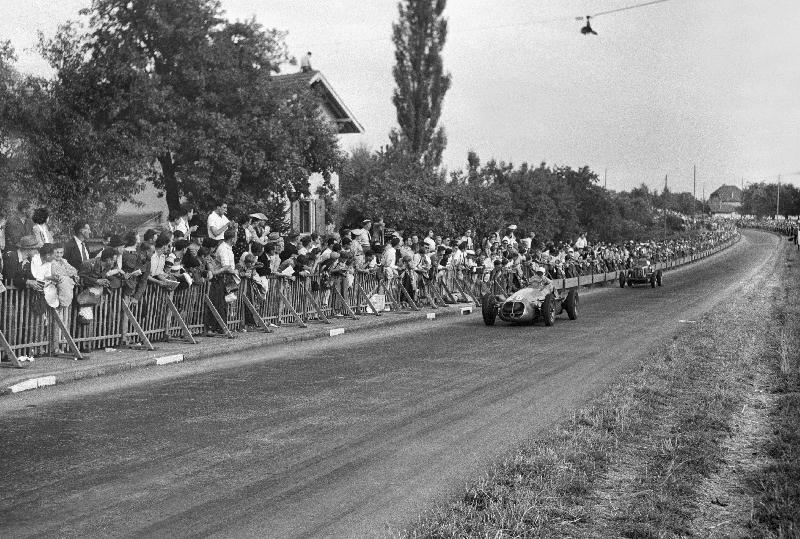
[
  {"xmin": 279, "ymin": 241, "xmax": 298, "ymax": 262},
  {"xmin": 1, "ymin": 251, "xmax": 34, "ymax": 288},
  {"xmin": 63, "ymin": 238, "xmax": 88, "ymax": 273},
  {"xmin": 3, "ymin": 214, "xmax": 34, "ymax": 252},
  {"xmin": 79, "ymin": 258, "xmax": 112, "ymax": 287}
]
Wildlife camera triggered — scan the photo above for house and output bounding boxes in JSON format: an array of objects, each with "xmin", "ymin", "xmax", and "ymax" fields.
[
  {"xmin": 268, "ymin": 63, "xmax": 363, "ymax": 235},
  {"xmin": 708, "ymin": 184, "xmax": 742, "ymax": 218},
  {"xmin": 117, "ymin": 58, "xmax": 362, "ymax": 236}
]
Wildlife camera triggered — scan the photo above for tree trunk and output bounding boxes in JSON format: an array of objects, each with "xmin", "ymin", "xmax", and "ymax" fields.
[{"xmin": 159, "ymin": 153, "xmax": 181, "ymax": 213}]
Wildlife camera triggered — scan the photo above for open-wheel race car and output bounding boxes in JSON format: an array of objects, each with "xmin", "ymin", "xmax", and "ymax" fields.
[
  {"xmin": 619, "ymin": 259, "xmax": 663, "ymax": 288},
  {"xmin": 481, "ymin": 283, "xmax": 578, "ymax": 326}
]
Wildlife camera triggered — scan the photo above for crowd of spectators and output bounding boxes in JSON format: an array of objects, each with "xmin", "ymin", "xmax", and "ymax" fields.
[{"xmin": 1, "ymin": 196, "xmax": 742, "ymax": 340}]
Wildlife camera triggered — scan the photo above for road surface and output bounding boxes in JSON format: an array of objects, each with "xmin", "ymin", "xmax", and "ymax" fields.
[{"xmin": 0, "ymin": 230, "xmax": 778, "ymax": 538}]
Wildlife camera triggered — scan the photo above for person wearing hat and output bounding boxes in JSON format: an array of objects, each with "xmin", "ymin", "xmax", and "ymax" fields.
[
  {"xmin": 2, "ymin": 236, "xmax": 42, "ymax": 292},
  {"xmin": 350, "ymin": 219, "xmax": 372, "ymax": 250},
  {"xmin": 503, "ymin": 225, "xmax": 518, "ymax": 247},
  {"xmin": 2, "ymin": 235, "xmax": 42, "ymax": 291}
]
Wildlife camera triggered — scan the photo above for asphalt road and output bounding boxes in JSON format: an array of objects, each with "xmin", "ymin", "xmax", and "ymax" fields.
[{"xmin": 0, "ymin": 230, "xmax": 778, "ymax": 538}]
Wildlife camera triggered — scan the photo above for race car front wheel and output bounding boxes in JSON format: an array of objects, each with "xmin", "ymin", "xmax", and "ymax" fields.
[
  {"xmin": 542, "ymin": 294, "xmax": 556, "ymax": 326},
  {"xmin": 481, "ymin": 293, "xmax": 497, "ymax": 326}
]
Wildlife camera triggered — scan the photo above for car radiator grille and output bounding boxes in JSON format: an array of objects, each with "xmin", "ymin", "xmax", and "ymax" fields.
[{"xmin": 501, "ymin": 302, "xmax": 525, "ymax": 318}]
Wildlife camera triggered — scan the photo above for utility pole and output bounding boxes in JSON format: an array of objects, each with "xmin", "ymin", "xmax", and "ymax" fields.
[
  {"xmin": 604, "ymin": 168, "xmax": 607, "ymax": 190},
  {"xmin": 664, "ymin": 174, "xmax": 668, "ymax": 242},
  {"xmin": 777, "ymin": 175, "xmax": 781, "ymax": 218},
  {"xmin": 692, "ymin": 165, "xmax": 696, "ymax": 229}
]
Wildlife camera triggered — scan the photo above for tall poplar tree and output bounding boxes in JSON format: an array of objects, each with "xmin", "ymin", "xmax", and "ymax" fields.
[{"xmin": 390, "ymin": 0, "xmax": 451, "ymax": 170}]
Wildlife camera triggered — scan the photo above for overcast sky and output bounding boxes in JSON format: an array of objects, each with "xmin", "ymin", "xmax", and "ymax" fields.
[{"xmin": 2, "ymin": 0, "xmax": 799, "ymax": 194}]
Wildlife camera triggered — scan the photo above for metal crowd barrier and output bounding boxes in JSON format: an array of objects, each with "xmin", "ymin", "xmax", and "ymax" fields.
[{"xmin": 0, "ymin": 235, "xmax": 739, "ymax": 363}]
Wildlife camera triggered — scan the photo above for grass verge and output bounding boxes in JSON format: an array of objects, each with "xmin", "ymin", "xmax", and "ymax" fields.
[
  {"xmin": 402, "ymin": 237, "xmax": 798, "ymax": 538},
  {"xmin": 748, "ymin": 241, "xmax": 800, "ymax": 537}
]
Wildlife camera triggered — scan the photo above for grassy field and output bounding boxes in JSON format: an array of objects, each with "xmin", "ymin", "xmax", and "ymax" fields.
[{"xmin": 402, "ymin": 236, "xmax": 799, "ymax": 538}]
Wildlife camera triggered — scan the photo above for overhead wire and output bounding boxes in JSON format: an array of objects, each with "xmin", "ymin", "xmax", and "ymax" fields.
[
  {"xmin": 303, "ymin": 0, "xmax": 681, "ymax": 48},
  {"xmin": 590, "ymin": 0, "xmax": 676, "ymax": 18}
]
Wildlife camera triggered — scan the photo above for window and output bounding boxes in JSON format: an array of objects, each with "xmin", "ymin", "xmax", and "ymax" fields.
[{"xmin": 299, "ymin": 199, "xmax": 313, "ymax": 234}]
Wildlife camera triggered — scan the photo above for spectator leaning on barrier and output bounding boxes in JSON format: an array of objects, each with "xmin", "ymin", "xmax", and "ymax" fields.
[
  {"xmin": 2, "ymin": 235, "xmax": 41, "ymax": 291},
  {"xmin": 64, "ymin": 221, "xmax": 92, "ymax": 271}
]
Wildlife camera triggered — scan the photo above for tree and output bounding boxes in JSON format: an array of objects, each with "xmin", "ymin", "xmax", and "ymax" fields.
[
  {"xmin": 39, "ymin": 0, "xmax": 343, "ymax": 215},
  {"xmin": 389, "ymin": 0, "xmax": 451, "ymax": 170}
]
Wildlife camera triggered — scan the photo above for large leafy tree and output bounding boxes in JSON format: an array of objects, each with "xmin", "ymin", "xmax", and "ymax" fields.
[
  {"xmin": 390, "ymin": 0, "xmax": 451, "ymax": 170},
  {"xmin": 38, "ymin": 0, "xmax": 343, "ymax": 215}
]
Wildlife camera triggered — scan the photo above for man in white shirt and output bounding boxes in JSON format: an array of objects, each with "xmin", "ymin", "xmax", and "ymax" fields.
[
  {"xmin": 382, "ymin": 237, "xmax": 400, "ymax": 279},
  {"xmin": 207, "ymin": 201, "xmax": 231, "ymax": 241},
  {"xmin": 216, "ymin": 228, "xmax": 237, "ymax": 269},
  {"xmin": 574, "ymin": 232, "xmax": 588, "ymax": 250},
  {"xmin": 350, "ymin": 219, "xmax": 372, "ymax": 249}
]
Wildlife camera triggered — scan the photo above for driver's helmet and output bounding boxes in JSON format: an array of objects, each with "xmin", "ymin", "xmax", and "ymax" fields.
[{"xmin": 534, "ymin": 266, "xmax": 546, "ymax": 275}]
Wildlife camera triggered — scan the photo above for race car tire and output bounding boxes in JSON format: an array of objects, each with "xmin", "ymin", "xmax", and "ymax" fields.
[
  {"xmin": 650, "ymin": 275, "xmax": 656, "ymax": 288},
  {"xmin": 619, "ymin": 272, "xmax": 625, "ymax": 288},
  {"xmin": 542, "ymin": 293, "xmax": 556, "ymax": 326},
  {"xmin": 481, "ymin": 293, "xmax": 497, "ymax": 326},
  {"xmin": 656, "ymin": 271, "xmax": 663, "ymax": 287},
  {"xmin": 565, "ymin": 289, "xmax": 578, "ymax": 320}
]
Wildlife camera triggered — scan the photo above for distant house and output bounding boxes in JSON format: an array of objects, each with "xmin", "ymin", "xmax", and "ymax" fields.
[
  {"xmin": 708, "ymin": 185, "xmax": 743, "ymax": 218},
  {"xmin": 267, "ymin": 65, "xmax": 363, "ymax": 234},
  {"xmin": 117, "ymin": 60, "xmax": 362, "ymax": 236}
]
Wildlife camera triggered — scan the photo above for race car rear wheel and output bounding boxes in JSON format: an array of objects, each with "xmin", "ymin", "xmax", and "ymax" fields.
[
  {"xmin": 542, "ymin": 293, "xmax": 556, "ymax": 326},
  {"xmin": 619, "ymin": 272, "xmax": 626, "ymax": 288},
  {"xmin": 650, "ymin": 275, "xmax": 656, "ymax": 288},
  {"xmin": 565, "ymin": 289, "xmax": 578, "ymax": 320},
  {"xmin": 481, "ymin": 293, "xmax": 497, "ymax": 326},
  {"xmin": 656, "ymin": 271, "xmax": 663, "ymax": 286}
]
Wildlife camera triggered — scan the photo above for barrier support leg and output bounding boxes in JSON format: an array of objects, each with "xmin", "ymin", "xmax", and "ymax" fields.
[
  {"xmin": 277, "ymin": 289, "xmax": 308, "ymax": 328},
  {"xmin": 0, "ymin": 329, "xmax": 26, "ymax": 368},
  {"xmin": 454, "ymin": 278, "xmax": 480, "ymax": 307},
  {"xmin": 420, "ymin": 279, "xmax": 438, "ymax": 309},
  {"xmin": 332, "ymin": 286, "xmax": 358, "ymax": 320},
  {"xmin": 121, "ymin": 299, "xmax": 155, "ymax": 351},
  {"xmin": 165, "ymin": 293, "xmax": 197, "ymax": 344},
  {"xmin": 429, "ymin": 279, "xmax": 449, "ymax": 307},
  {"xmin": 241, "ymin": 295, "xmax": 273, "ymax": 333},
  {"xmin": 48, "ymin": 307, "xmax": 84, "ymax": 360},
  {"xmin": 439, "ymin": 280, "xmax": 458, "ymax": 303},
  {"xmin": 356, "ymin": 282, "xmax": 381, "ymax": 316},
  {"xmin": 303, "ymin": 289, "xmax": 330, "ymax": 324},
  {"xmin": 381, "ymin": 280, "xmax": 409, "ymax": 313},
  {"xmin": 397, "ymin": 281, "xmax": 420, "ymax": 311},
  {"xmin": 203, "ymin": 295, "xmax": 235, "ymax": 338}
]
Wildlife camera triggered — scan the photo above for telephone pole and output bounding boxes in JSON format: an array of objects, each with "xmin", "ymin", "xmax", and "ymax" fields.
[
  {"xmin": 663, "ymin": 174, "xmax": 668, "ymax": 242},
  {"xmin": 692, "ymin": 165, "xmax": 696, "ymax": 229},
  {"xmin": 604, "ymin": 168, "xmax": 607, "ymax": 190},
  {"xmin": 777, "ymin": 175, "xmax": 781, "ymax": 217}
]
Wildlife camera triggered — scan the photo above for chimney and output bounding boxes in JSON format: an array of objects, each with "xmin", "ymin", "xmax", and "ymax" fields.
[{"xmin": 300, "ymin": 51, "xmax": 312, "ymax": 72}]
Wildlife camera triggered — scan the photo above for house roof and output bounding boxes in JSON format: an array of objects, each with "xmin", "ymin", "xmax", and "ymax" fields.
[
  {"xmin": 268, "ymin": 70, "xmax": 363, "ymax": 134},
  {"xmin": 709, "ymin": 184, "xmax": 742, "ymax": 203}
]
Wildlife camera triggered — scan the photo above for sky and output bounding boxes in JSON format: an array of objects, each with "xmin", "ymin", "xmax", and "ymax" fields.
[{"xmin": 2, "ymin": 0, "xmax": 799, "ymax": 196}]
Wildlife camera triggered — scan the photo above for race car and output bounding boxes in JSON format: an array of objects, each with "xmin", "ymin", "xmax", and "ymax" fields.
[
  {"xmin": 619, "ymin": 258, "xmax": 663, "ymax": 288},
  {"xmin": 481, "ymin": 283, "xmax": 578, "ymax": 326}
]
